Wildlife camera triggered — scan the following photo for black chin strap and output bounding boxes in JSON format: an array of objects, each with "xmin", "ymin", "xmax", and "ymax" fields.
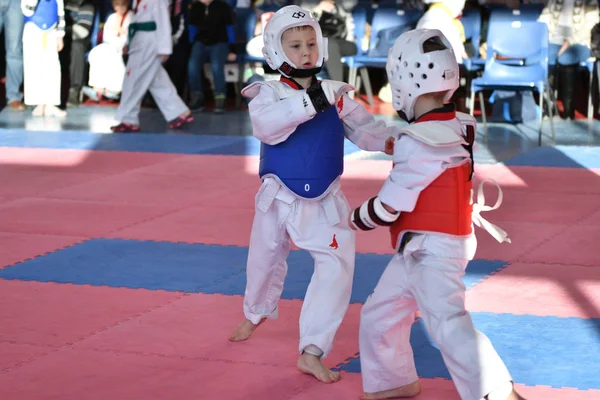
[
  {"xmin": 396, "ymin": 110, "xmax": 411, "ymax": 123},
  {"xmin": 279, "ymin": 61, "xmax": 323, "ymax": 78}
]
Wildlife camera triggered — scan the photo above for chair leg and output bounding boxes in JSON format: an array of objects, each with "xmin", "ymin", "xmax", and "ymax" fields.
[
  {"xmin": 469, "ymin": 90, "xmax": 476, "ymax": 116},
  {"xmin": 358, "ymin": 67, "xmax": 375, "ymax": 107},
  {"xmin": 356, "ymin": 74, "xmax": 363, "ymax": 96},
  {"xmin": 348, "ymin": 67, "xmax": 357, "ymax": 99},
  {"xmin": 478, "ymin": 91, "xmax": 488, "ymax": 141},
  {"xmin": 538, "ymin": 89, "xmax": 544, "ymax": 146},
  {"xmin": 545, "ymin": 86, "xmax": 556, "ymax": 141},
  {"xmin": 588, "ymin": 65, "xmax": 594, "ymax": 120}
]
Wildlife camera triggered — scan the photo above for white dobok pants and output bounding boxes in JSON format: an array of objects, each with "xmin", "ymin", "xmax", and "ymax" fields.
[
  {"xmin": 359, "ymin": 233, "xmax": 513, "ymax": 399},
  {"xmin": 243, "ymin": 177, "xmax": 355, "ymax": 358}
]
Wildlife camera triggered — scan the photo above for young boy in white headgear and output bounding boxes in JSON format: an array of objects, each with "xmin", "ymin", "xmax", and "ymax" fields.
[
  {"xmin": 229, "ymin": 5, "xmax": 396, "ymax": 384},
  {"xmin": 349, "ymin": 29, "xmax": 526, "ymax": 400}
]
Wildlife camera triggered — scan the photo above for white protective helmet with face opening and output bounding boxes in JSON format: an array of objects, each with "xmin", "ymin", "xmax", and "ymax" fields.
[
  {"xmin": 385, "ymin": 29, "xmax": 459, "ymax": 121},
  {"xmin": 262, "ymin": 5, "xmax": 328, "ymax": 78}
]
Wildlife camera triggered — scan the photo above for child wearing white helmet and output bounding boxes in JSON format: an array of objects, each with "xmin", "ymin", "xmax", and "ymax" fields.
[
  {"xmin": 229, "ymin": 4, "xmax": 396, "ymax": 384},
  {"xmin": 349, "ymin": 29, "xmax": 525, "ymax": 400}
]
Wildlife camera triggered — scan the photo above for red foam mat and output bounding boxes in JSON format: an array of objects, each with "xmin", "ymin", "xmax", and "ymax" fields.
[
  {"xmin": 475, "ymin": 165, "xmax": 600, "ymax": 194},
  {"xmin": 0, "ymin": 198, "xmax": 179, "ymax": 236},
  {"xmin": 0, "ymin": 147, "xmax": 180, "ymax": 174},
  {"xmin": 0, "ymin": 167, "xmax": 105, "ymax": 203},
  {"xmin": 0, "ymin": 232, "xmax": 85, "ymax": 269},
  {"xmin": 521, "ymin": 224, "xmax": 600, "ymax": 267},
  {"xmin": 0, "ymin": 347, "xmax": 317, "ymax": 400},
  {"xmin": 467, "ymin": 262, "xmax": 600, "ymax": 318},
  {"xmin": 0, "ymin": 280, "xmax": 183, "ymax": 346},
  {"xmin": 0, "ymin": 342, "xmax": 53, "ymax": 371},
  {"xmin": 108, "ymin": 205, "xmax": 256, "ymax": 246},
  {"xmin": 2, "ymin": 347, "xmax": 597, "ymax": 400},
  {"xmin": 74, "ymin": 293, "xmax": 361, "ymax": 370}
]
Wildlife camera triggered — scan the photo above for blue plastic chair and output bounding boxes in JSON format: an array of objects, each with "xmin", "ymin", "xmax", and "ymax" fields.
[
  {"xmin": 469, "ymin": 21, "xmax": 555, "ymax": 145},
  {"xmin": 461, "ymin": 8, "xmax": 483, "ymax": 99},
  {"xmin": 342, "ymin": 7, "xmax": 422, "ymax": 105},
  {"xmin": 488, "ymin": 4, "xmax": 544, "ymax": 26}
]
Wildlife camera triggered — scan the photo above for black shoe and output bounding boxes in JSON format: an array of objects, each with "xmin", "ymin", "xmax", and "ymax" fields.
[
  {"xmin": 67, "ymin": 88, "xmax": 80, "ymax": 107},
  {"xmin": 214, "ymin": 96, "xmax": 225, "ymax": 114},
  {"xmin": 189, "ymin": 91, "xmax": 204, "ymax": 112}
]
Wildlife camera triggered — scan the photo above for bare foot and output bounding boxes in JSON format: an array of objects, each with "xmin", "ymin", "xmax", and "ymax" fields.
[
  {"xmin": 228, "ymin": 318, "xmax": 264, "ymax": 342},
  {"xmin": 296, "ymin": 352, "xmax": 341, "ymax": 383},
  {"xmin": 360, "ymin": 380, "xmax": 422, "ymax": 399}
]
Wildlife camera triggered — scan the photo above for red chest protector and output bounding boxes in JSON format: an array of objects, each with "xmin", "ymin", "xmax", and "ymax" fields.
[{"xmin": 389, "ymin": 110, "xmax": 476, "ymax": 250}]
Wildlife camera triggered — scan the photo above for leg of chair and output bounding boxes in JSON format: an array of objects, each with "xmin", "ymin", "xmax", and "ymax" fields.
[
  {"xmin": 478, "ymin": 91, "xmax": 488, "ymax": 141},
  {"xmin": 359, "ymin": 67, "xmax": 375, "ymax": 107},
  {"xmin": 348, "ymin": 67, "xmax": 357, "ymax": 99},
  {"xmin": 356, "ymin": 74, "xmax": 363, "ymax": 96},
  {"xmin": 545, "ymin": 86, "xmax": 556, "ymax": 142},
  {"xmin": 538, "ymin": 89, "xmax": 544, "ymax": 146},
  {"xmin": 588, "ymin": 64, "xmax": 594, "ymax": 120},
  {"xmin": 469, "ymin": 89, "xmax": 476, "ymax": 116}
]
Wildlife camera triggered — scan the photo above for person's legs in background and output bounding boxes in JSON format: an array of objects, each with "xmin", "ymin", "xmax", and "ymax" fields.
[
  {"xmin": 187, "ymin": 41, "xmax": 208, "ymax": 111},
  {"xmin": 4, "ymin": 0, "xmax": 25, "ymax": 110},
  {"xmin": 557, "ymin": 44, "xmax": 590, "ymax": 119},
  {"xmin": 209, "ymin": 42, "xmax": 228, "ymax": 113}
]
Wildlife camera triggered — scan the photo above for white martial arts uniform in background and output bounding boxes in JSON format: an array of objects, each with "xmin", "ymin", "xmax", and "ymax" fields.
[
  {"xmin": 21, "ymin": 0, "xmax": 66, "ymax": 116},
  {"xmin": 417, "ymin": 0, "xmax": 467, "ymax": 63},
  {"xmin": 115, "ymin": 0, "xmax": 188, "ymax": 126},
  {"xmin": 351, "ymin": 29, "xmax": 519, "ymax": 400},
  {"xmin": 88, "ymin": 10, "xmax": 131, "ymax": 94}
]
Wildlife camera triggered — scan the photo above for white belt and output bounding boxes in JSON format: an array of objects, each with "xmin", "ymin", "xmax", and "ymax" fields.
[
  {"xmin": 257, "ymin": 178, "xmax": 342, "ymax": 226},
  {"xmin": 472, "ymin": 179, "xmax": 511, "ymax": 243}
]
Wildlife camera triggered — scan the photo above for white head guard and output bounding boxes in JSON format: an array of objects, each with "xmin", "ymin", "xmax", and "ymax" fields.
[
  {"xmin": 385, "ymin": 28, "xmax": 459, "ymax": 121},
  {"xmin": 262, "ymin": 5, "xmax": 328, "ymax": 78}
]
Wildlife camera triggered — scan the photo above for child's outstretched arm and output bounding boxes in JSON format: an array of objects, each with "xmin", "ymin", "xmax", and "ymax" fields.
[
  {"xmin": 339, "ymin": 95, "xmax": 399, "ymax": 153},
  {"xmin": 349, "ymin": 137, "xmax": 454, "ymax": 231}
]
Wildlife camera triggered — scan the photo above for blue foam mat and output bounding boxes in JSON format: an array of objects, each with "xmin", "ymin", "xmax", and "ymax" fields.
[
  {"xmin": 0, "ymin": 239, "xmax": 506, "ymax": 303},
  {"xmin": 336, "ymin": 314, "xmax": 600, "ymax": 390}
]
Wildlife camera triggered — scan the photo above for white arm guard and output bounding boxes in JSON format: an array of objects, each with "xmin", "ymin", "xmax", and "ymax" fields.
[{"xmin": 350, "ymin": 197, "xmax": 399, "ymax": 231}]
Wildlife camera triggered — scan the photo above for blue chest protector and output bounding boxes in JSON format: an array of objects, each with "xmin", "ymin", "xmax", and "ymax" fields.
[
  {"xmin": 24, "ymin": 0, "xmax": 59, "ymax": 31},
  {"xmin": 259, "ymin": 105, "xmax": 345, "ymax": 199}
]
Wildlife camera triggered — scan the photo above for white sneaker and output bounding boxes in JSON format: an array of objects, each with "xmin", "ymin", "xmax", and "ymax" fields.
[
  {"xmin": 44, "ymin": 105, "xmax": 67, "ymax": 117},
  {"xmin": 32, "ymin": 105, "xmax": 45, "ymax": 116}
]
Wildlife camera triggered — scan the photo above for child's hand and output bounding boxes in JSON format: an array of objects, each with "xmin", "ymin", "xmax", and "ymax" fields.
[
  {"xmin": 57, "ymin": 36, "xmax": 64, "ymax": 52},
  {"xmin": 158, "ymin": 54, "xmax": 169, "ymax": 63},
  {"xmin": 227, "ymin": 52, "xmax": 237, "ymax": 62},
  {"xmin": 384, "ymin": 136, "xmax": 395, "ymax": 155},
  {"xmin": 320, "ymin": 80, "xmax": 354, "ymax": 105}
]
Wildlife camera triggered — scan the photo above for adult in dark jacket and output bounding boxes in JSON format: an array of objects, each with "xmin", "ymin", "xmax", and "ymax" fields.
[{"xmin": 187, "ymin": 0, "xmax": 237, "ymax": 113}]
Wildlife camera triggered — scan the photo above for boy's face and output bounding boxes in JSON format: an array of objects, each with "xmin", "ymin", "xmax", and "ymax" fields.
[{"xmin": 281, "ymin": 26, "xmax": 319, "ymax": 69}]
